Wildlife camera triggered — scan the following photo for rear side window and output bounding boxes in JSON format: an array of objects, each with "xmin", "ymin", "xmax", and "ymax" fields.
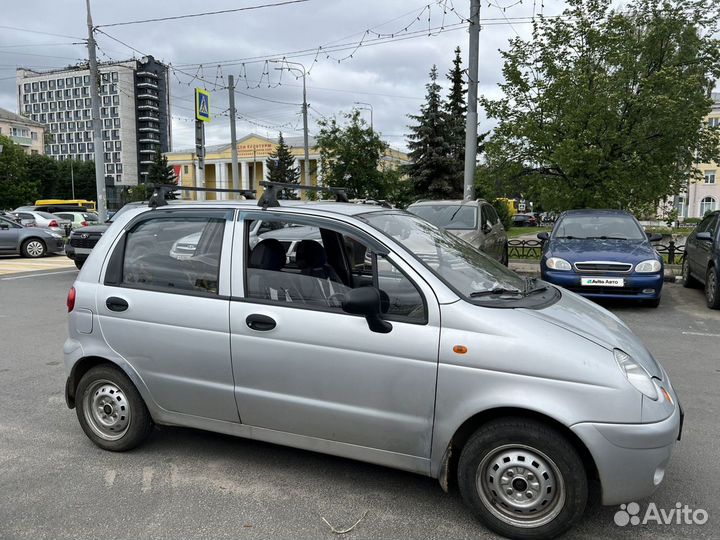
[
  {"xmin": 110, "ymin": 214, "xmax": 226, "ymax": 295},
  {"xmin": 696, "ymin": 214, "xmax": 718, "ymax": 236}
]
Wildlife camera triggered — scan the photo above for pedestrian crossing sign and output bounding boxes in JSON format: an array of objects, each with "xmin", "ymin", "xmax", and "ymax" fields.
[{"xmin": 195, "ymin": 88, "xmax": 210, "ymax": 122}]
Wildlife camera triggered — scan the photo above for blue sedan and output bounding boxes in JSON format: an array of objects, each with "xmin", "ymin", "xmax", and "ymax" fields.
[{"xmin": 539, "ymin": 209, "xmax": 664, "ymax": 307}]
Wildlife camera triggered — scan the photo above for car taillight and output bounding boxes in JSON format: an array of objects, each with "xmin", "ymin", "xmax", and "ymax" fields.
[
  {"xmin": 49, "ymin": 220, "xmax": 58, "ymax": 228},
  {"xmin": 67, "ymin": 286, "xmax": 76, "ymax": 312},
  {"xmin": 81, "ymin": 221, "xmax": 88, "ymax": 227}
]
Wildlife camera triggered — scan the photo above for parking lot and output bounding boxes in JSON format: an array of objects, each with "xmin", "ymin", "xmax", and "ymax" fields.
[{"xmin": 1, "ymin": 268, "xmax": 718, "ymax": 539}]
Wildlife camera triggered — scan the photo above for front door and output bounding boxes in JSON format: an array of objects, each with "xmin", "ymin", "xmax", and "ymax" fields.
[
  {"xmin": 689, "ymin": 213, "xmax": 718, "ymax": 278},
  {"xmin": 96, "ymin": 209, "xmax": 239, "ymax": 422},
  {"xmin": 0, "ymin": 219, "xmax": 20, "ymax": 251},
  {"xmin": 229, "ymin": 212, "xmax": 441, "ymax": 458}
]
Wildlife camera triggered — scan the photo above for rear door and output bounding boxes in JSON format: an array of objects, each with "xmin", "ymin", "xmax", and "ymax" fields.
[
  {"xmin": 229, "ymin": 211, "xmax": 441, "ymax": 458},
  {"xmin": 96, "ymin": 209, "xmax": 239, "ymax": 422}
]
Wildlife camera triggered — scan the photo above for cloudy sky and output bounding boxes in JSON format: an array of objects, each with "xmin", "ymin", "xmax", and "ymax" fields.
[{"xmin": 3, "ymin": 0, "xmax": 572, "ymax": 152}]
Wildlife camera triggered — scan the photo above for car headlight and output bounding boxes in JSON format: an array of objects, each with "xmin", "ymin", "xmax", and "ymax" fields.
[
  {"xmin": 614, "ymin": 349, "xmax": 658, "ymax": 400},
  {"xmin": 546, "ymin": 257, "xmax": 572, "ymax": 271},
  {"xmin": 635, "ymin": 259, "xmax": 662, "ymax": 273},
  {"xmin": 49, "ymin": 232, "xmax": 62, "ymax": 239}
]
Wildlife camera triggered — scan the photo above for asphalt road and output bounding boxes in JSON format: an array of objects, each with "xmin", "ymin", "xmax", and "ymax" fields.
[{"xmin": 1, "ymin": 270, "xmax": 718, "ymax": 539}]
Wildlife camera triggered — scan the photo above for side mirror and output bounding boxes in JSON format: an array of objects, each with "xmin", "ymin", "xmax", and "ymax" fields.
[
  {"xmin": 696, "ymin": 231, "xmax": 713, "ymax": 242},
  {"xmin": 342, "ymin": 287, "xmax": 392, "ymax": 334},
  {"xmin": 0, "ymin": 223, "xmax": 9, "ymax": 230},
  {"xmin": 647, "ymin": 233, "xmax": 663, "ymax": 242},
  {"xmin": 537, "ymin": 231, "xmax": 549, "ymax": 241}
]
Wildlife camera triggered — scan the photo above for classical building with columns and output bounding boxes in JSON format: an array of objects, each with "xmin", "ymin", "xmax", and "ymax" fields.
[
  {"xmin": 165, "ymin": 133, "xmax": 409, "ymax": 199},
  {"xmin": 165, "ymin": 134, "xmax": 320, "ymax": 199}
]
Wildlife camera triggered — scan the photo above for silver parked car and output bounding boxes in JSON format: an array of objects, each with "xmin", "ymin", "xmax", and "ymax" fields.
[
  {"xmin": 407, "ymin": 199, "xmax": 508, "ymax": 264},
  {"xmin": 0, "ymin": 215, "xmax": 65, "ymax": 257},
  {"xmin": 11, "ymin": 209, "xmax": 72, "ymax": 235},
  {"xmin": 64, "ymin": 197, "xmax": 681, "ymax": 540}
]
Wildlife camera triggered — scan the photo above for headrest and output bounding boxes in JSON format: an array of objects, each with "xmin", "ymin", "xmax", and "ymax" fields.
[
  {"xmin": 295, "ymin": 240, "xmax": 326, "ymax": 269},
  {"xmin": 249, "ymin": 239, "xmax": 286, "ymax": 271}
]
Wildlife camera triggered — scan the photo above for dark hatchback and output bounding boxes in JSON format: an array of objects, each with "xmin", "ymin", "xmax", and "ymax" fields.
[
  {"xmin": 539, "ymin": 209, "xmax": 664, "ymax": 306},
  {"xmin": 682, "ymin": 210, "xmax": 720, "ymax": 309}
]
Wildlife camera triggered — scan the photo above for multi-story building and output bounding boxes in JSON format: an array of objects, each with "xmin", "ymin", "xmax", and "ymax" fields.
[
  {"xmin": 16, "ymin": 56, "xmax": 171, "ymax": 197},
  {"xmin": 0, "ymin": 107, "xmax": 45, "ymax": 155},
  {"xmin": 675, "ymin": 92, "xmax": 720, "ymax": 219}
]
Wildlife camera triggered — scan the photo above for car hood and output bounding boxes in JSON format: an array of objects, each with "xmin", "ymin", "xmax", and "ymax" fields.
[
  {"xmin": 71, "ymin": 224, "xmax": 110, "ymax": 234},
  {"xmin": 547, "ymin": 238, "xmax": 657, "ymax": 263},
  {"xmin": 522, "ymin": 288, "xmax": 661, "ymax": 378}
]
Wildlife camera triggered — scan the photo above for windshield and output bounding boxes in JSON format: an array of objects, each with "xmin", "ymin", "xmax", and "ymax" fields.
[
  {"xmin": 409, "ymin": 204, "xmax": 477, "ymax": 230},
  {"xmin": 553, "ymin": 214, "xmax": 645, "ymax": 240},
  {"xmin": 363, "ymin": 211, "xmax": 527, "ymax": 297},
  {"xmin": 84, "ymin": 213, "xmax": 99, "ymax": 222}
]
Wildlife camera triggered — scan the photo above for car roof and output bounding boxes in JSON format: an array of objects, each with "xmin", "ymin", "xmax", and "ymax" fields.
[
  {"xmin": 408, "ymin": 199, "xmax": 488, "ymax": 206},
  {"xmin": 561, "ymin": 209, "xmax": 632, "ymax": 216},
  {"xmin": 127, "ymin": 199, "xmax": 390, "ymax": 217}
]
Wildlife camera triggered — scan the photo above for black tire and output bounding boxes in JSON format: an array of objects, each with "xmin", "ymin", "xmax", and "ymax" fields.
[
  {"xmin": 705, "ymin": 266, "xmax": 720, "ymax": 310},
  {"xmin": 74, "ymin": 259, "xmax": 84, "ymax": 270},
  {"xmin": 75, "ymin": 364, "xmax": 153, "ymax": 451},
  {"xmin": 20, "ymin": 238, "xmax": 46, "ymax": 258},
  {"xmin": 457, "ymin": 418, "xmax": 587, "ymax": 540},
  {"xmin": 501, "ymin": 244, "xmax": 509, "ymax": 266},
  {"xmin": 682, "ymin": 257, "xmax": 701, "ymax": 288}
]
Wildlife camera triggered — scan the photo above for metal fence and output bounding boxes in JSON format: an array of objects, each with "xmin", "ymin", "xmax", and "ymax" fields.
[{"xmin": 508, "ymin": 239, "xmax": 686, "ymax": 264}]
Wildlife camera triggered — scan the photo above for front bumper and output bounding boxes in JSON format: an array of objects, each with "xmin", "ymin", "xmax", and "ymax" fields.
[
  {"xmin": 47, "ymin": 238, "xmax": 65, "ymax": 254},
  {"xmin": 65, "ymin": 244, "xmax": 91, "ymax": 261},
  {"xmin": 542, "ymin": 269, "xmax": 663, "ymax": 300},
  {"xmin": 571, "ymin": 402, "xmax": 682, "ymax": 505}
]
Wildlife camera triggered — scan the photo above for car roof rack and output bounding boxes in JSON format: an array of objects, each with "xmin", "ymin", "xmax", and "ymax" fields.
[
  {"xmin": 147, "ymin": 184, "xmax": 256, "ymax": 208},
  {"xmin": 258, "ymin": 181, "xmax": 349, "ymax": 209}
]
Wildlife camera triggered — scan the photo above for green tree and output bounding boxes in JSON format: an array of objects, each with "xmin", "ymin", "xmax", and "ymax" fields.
[
  {"xmin": 265, "ymin": 132, "xmax": 300, "ymax": 198},
  {"xmin": 0, "ymin": 135, "xmax": 38, "ymax": 209},
  {"xmin": 25, "ymin": 154, "xmax": 61, "ymax": 198},
  {"xmin": 444, "ymin": 46, "xmax": 467, "ymax": 196},
  {"xmin": 481, "ymin": 0, "xmax": 720, "ymax": 212},
  {"xmin": 405, "ymin": 66, "xmax": 455, "ymax": 199},
  {"xmin": 147, "ymin": 148, "xmax": 177, "ymax": 186},
  {"xmin": 316, "ymin": 110, "xmax": 390, "ymax": 199}
]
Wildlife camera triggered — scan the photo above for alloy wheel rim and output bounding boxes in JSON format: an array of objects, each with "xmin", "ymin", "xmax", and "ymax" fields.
[
  {"xmin": 476, "ymin": 444, "xmax": 566, "ymax": 529},
  {"xmin": 82, "ymin": 379, "xmax": 131, "ymax": 441},
  {"xmin": 26, "ymin": 241, "xmax": 44, "ymax": 257}
]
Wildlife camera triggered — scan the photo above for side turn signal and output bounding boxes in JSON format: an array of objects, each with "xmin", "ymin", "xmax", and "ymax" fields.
[{"xmin": 453, "ymin": 345, "xmax": 468, "ymax": 355}]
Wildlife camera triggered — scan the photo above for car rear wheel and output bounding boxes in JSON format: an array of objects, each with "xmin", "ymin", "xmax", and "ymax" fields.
[
  {"xmin": 458, "ymin": 418, "xmax": 587, "ymax": 540},
  {"xmin": 21, "ymin": 238, "xmax": 46, "ymax": 258},
  {"xmin": 76, "ymin": 365, "xmax": 153, "ymax": 451},
  {"xmin": 682, "ymin": 257, "xmax": 700, "ymax": 288},
  {"xmin": 706, "ymin": 266, "xmax": 720, "ymax": 309}
]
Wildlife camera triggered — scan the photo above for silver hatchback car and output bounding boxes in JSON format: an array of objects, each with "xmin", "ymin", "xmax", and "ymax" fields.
[{"xmin": 64, "ymin": 196, "xmax": 682, "ymax": 540}]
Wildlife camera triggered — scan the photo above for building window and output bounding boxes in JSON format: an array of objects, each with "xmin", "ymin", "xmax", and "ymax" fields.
[
  {"xmin": 84, "ymin": 75, "xmax": 90, "ymax": 85},
  {"xmin": 111, "ymin": 72, "xmax": 118, "ymax": 82},
  {"xmin": 113, "ymin": 118, "xmax": 121, "ymax": 128},
  {"xmin": 705, "ymin": 170, "xmax": 716, "ymax": 184},
  {"xmin": 708, "ymin": 117, "xmax": 719, "ymax": 128},
  {"xmin": 114, "ymin": 141, "xmax": 121, "ymax": 151},
  {"xmin": 49, "ymin": 79, "xmax": 56, "ymax": 90},
  {"xmin": 110, "ymin": 106, "xmax": 118, "ymax": 117},
  {"xmin": 23, "ymin": 83, "xmax": 30, "ymax": 92},
  {"xmin": 112, "ymin": 95, "xmax": 120, "ymax": 105},
  {"xmin": 116, "ymin": 163, "xmax": 123, "ymax": 172},
  {"xmin": 113, "ymin": 152, "xmax": 120, "ymax": 162},
  {"xmin": 183, "ymin": 165, "xmax": 189, "ymax": 174},
  {"xmin": 31, "ymin": 131, "xmax": 38, "ymax": 141},
  {"xmin": 700, "ymin": 196, "xmax": 717, "ymax": 216},
  {"xmin": 31, "ymin": 82, "xmax": 38, "ymax": 91}
]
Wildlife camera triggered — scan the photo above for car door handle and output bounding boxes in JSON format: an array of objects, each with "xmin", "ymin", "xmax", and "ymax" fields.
[
  {"xmin": 106, "ymin": 296, "xmax": 129, "ymax": 312},
  {"xmin": 246, "ymin": 314, "xmax": 276, "ymax": 331}
]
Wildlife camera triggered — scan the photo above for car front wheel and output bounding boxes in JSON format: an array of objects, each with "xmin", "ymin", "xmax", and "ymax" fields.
[
  {"xmin": 458, "ymin": 418, "xmax": 587, "ymax": 540},
  {"xmin": 21, "ymin": 238, "xmax": 46, "ymax": 258},
  {"xmin": 76, "ymin": 365, "xmax": 153, "ymax": 451},
  {"xmin": 706, "ymin": 266, "xmax": 720, "ymax": 309}
]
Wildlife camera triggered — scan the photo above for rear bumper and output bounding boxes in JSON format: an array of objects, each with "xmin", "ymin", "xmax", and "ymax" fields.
[
  {"xmin": 542, "ymin": 270, "xmax": 663, "ymax": 299},
  {"xmin": 571, "ymin": 403, "xmax": 682, "ymax": 505}
]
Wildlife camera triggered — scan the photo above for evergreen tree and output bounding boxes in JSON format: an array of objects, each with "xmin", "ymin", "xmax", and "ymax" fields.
[
  {"xmin": 405, "ymin": 66, "xmax": 455, "ymax": 199},
  {"xmin": 265, "ymin": 132, "xmax": 300, "ymax": 198},
  {"xmin": 443, "ymin": 47, "xmax": 467, "ymax": 198},
  {"xmin": 147, "ymin": 148, "xmax": 177, "ymax": 186},
  {"xmin": 0, "ymin": 135, "xmax": 39, "ymax": 209}
]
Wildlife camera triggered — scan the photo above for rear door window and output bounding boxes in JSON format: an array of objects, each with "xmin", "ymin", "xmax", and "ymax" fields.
[{"xmin": 110, "ymin": 213, "xmax": 227, "ymax": 295}]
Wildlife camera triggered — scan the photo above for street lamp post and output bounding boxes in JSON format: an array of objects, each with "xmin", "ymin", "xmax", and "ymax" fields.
[
  {"xmin": 353, "ymin": 101, "xmax": 373, "ymax": 131},
  {"xmin": 271, "ymin": 60, "xmax": 310, "ymax": 190}
]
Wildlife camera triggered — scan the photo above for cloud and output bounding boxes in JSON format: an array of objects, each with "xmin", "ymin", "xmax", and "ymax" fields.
[{"xmin": 0, "ymin": 0, "xmax": 562, "ymax": 153}]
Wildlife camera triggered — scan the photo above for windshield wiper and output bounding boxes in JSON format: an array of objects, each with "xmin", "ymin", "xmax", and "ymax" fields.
[
  {"xmin": 470, "ymin": 288, "xmax": 524, "ymax": 298},
  {"xmin": 585, "ymin": 235, "xmax": 627, "ymax": 240},
  {"xmin": 555, "ymin": 235, "xmax": 580, "ymax": 239}
]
